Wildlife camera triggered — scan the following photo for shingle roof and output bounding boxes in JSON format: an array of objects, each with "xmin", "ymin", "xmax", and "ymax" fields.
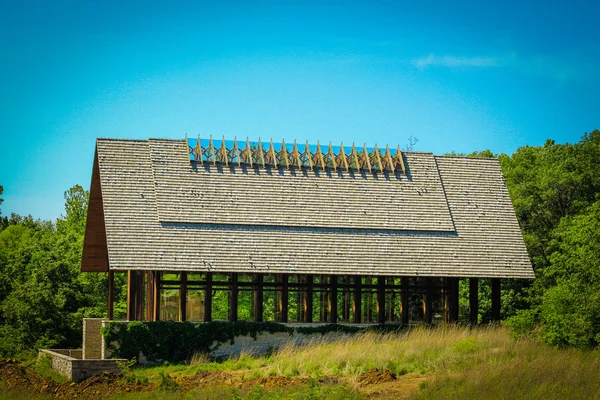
[{"xmin": 81, "ymin": 138, "xmax": 535, "ymax": 279}]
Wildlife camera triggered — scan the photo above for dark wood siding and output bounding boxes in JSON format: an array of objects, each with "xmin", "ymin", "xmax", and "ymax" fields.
[{"xmin": 81, "ymin": 149, "xmax": 109, "ymax": 272}]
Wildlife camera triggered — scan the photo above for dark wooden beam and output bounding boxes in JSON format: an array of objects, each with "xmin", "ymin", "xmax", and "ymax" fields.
[
  {"xmin": 126, "ymin": 270, "xmax": 135, "ymax": 320},
  {"xmin": 469, "ymin": 278, "xmax": 479, "ymax": 325},
  {"xmin": 153, "ymin": 271, "xmax": 161, "ymax": 321},
  {"xmin": 353, "ymin": 276, "xmax": 362, "ymax": 323},
  {"xmin": 137, "ymin": 271, "xmax": 145, "ymax": 321},
  {"xmin": 179, "ymin": 272, "xmax": 188, "ymax": 322},
  {"xmin": 365, "ymin": 277, "xmax": 372, "ymax": 322},
  {"xmin": 204, "ymin": 272, "xmax": 213, "ymax": 322},
  {"xmin": 376, "ymin": 276, "xmax": 386, "ymax": 324},
  {"xmin": 387, "ymin": 278, "xmax": 394, "ymax": 323},
  {"xmin": 447, "ymin": 277, "xmax": 459, "ymax": 323},
  {"xmin": 329, "ymin": 275, "xmax": 338, "ymax": 324},
  {"xmin": 491, "ymin": 278, "xmax": 501, "ymax": 322},
  {"xmin": 298, "ymin": 275, "xmax": 305, "ymax": 322},
  {"xmin": 107, "ymin": 271, "xmax": 114, "ymax": 320},
  {"xmin": 320, "ymin": 275, "xmax": 328, "ymax": 322},
  {"xmin": 280, "ymin": 274, "xmax": 289, "ymax": 323},
  {"xmin": 145, "ymin": 271, "xmax": 153, "ymax": 321},
  {"xmin": 304, "ymin": 275, "xmax": 313, "ymax": 323},
  {"xmin": 229, "ymin": 273, "xmax": 238, "ymax": 322},
  {"xmin": 423, "ymin": 278, "xmax": 433, "ymax": 324},
  {"xmin": 401, "ymin": 277, "xmax": 409, "ymax": 324},
  {"xmin": 253, "ymin": 274, "xmax": 263, "ymax": 322},
  {"xmin": 342, "ymin": 276, "xmax": 350, "ymax": 322}
]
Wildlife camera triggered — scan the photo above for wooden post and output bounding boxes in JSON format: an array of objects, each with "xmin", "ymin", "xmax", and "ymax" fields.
[
  {"xmin": 329, "ymin": 275, "xmax": 338, "ymax": 323},
  {"xmin": 447, "ymin": 277, "xmax": 459, "ymax": 323},
  {"xmin": 353, "ymin": 276, "xmax": 362, "ymax": 323},
  {"xmin": 107, "ymin": 270, "xmax": 114, "ymax": 320},
  {"xmin": 387, "ymin": 278, "xmax": 394, "ymax": 323},
  {"xmin": 230, "ymin": 273, "xmax": 238, "ymax": 322},
  {"xmin": 377, "ymin": 276, "xmax": 386, "ymax": 324},
  {"xmin": 153, "ymin": 271, "xmax": 161, "ymax": 321},
  {"xmin": 401, "ymin": 277, "xmax": 409, "ymax": 324},
  {"xmin": 320, "ymin": 275, "xmax": 328, "ymax": 322},
  {"xmin": 365, "ymin": 277, "xmax": 372, "ymax": 322},
  {"xmin": 274, "ymin": 274, "xmax": 281, "ymax": 321},
  {"xmin": 204, "ymin": 272, "xmax": 213, "ymax": 322},
  {"xmin": 469, "ymin": 278, "xmax": 479, "ymax": 325},
  {"xmin": 298, "ymin": 275, "xmax": 305, "ymax": 322},
  {"xmin": 343, "ymin": 276, "xmax": 350, "ymax": 322},
  {"xmin": 280, "ymin": 274, "xmax": 289, "ymax": 323},
  {"xmin": 146, "ymin": 271, "xmax": 154, "ymax": 321},
  {"xmin": 126, "ymin": 270, "xmax": 135, "ymax": 321},
  {"xmin": 136, "ymin": 271, "xmax": 144, "ymax": 321},
  {"xmin": 423, "ymin": 278, "xmax": 433, "ymax": 324},
  {"xmin": 304, "ymin": 275, "xmax": 313, "ymax": 323},
  {"xmin": 179, "ymin": 271, "xmax": 188, "ymax": 322},
  {"xmin": 491, "ymin": 278, "xmax": 501, "ymax": 322},
  {"xmin": 253, "ymin": 274, "xmax": 263, "ymax": 322}
]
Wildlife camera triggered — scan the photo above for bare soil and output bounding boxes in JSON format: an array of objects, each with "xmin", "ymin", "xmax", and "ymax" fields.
[{"xmin": 0, "ymin": 359, "xmax": 426, "ymax": 399}]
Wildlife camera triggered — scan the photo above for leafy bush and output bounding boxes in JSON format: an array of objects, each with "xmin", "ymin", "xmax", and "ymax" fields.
[{"xmin": 103, "ymin": 321, "xmax": 294, "ymax": 362}]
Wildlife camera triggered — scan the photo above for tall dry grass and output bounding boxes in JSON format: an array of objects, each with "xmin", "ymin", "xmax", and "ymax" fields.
[
  {"xmin": 125, "ymin": 325, "xmax": 600, "ymax": 399},
  {"xmin": 269, "ymin": 325, "xmax": 513, "ymax": 379},
  {"xmin": 414, "ymin": 335, "xmax": 600, "ymax": 400}
]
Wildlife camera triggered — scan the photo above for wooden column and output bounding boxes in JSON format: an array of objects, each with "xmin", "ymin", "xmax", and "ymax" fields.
[
  {"xmin": 447, "ymin": 277, "xmax": 459, "ymax": 323},
  {"xmin": 153, "ymin": 271, "xmax": 161, "ymax": 321},
  {"xmin": 423, "ymin": 278, "xmax": 433, "ymax": 324},
  {"xmin": 230, "ymin": 273, "xmax": 239, "ymax": 322},
  {"xmin": 401, "ymin": 277, "xmax": 409, "ymax": 324},
  {"xmin": 136, "ymin": 271, "xmax": 144, "ymax": 321},
  {"xmin": 469, "ymin": 278, "xmax": 479, "ymax": 325},
  {"xmin": 204, "ymin": 272, "xmax": 213, "ymax": 322},
  {"xmin": 274, "ymin": 275, "xmax": 281, "ymax": 321},
  {"xmin": 365, "ymin": 277, "xmax": 372, "ymax": 322},
  {"xmin": 329, "ymin": 275, "xmax": 338, "ymax": 323},
  {"xmin": 320, "ymin": 275, "xmax": 328, "ymax": 322},
  {"xmin": 253, "ymin": 274, "xmax": 263, "ymax": 322},
  {"xmin": 353, "ymin": 276, "xmax": 362, "ymax": 323},
  {"xmin": 146, "ymin": 271, "xmax": 154, "ymax": 321},
  {"xmin": 126, "ymin": 270, "xmax": 135, "ymax": 320},
  {"xmin": 298, "ymin": 275, "xmax": 305, "ymax": 321},
  {"xmin": 280, "ymin": 274, "xmax": 289, "ymax": 323},
  {"xmin": 304, "ymin": 275, "xmax": 313, "ymax": 323},
  {"xmin": 376, "ymin": 276, "xmax": 386, "ymax": 324},
  {"xmin": 387, "ymin": 278, "xmax": 395, "ymax": 322},
  {"xmin": 107, "ymin": 271, "xmax": 114, "ymax": 320},
  {"xmin": 342, "ymin": 276, "xmax": 350, "ymax": 322},
  {"xmin": 491, "ymin": 278, "xmax": 501, "ymax": 322},
  {"xmin": 179, "ymin": 272, "xmax": 188, "ymax": 322}
]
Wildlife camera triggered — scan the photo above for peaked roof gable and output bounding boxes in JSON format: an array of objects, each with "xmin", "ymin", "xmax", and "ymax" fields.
[{"xmin": 81, "ymin": 138, "xmax": 535, "ymax": 279}]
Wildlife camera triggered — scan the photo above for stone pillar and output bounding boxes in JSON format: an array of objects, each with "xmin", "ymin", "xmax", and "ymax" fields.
[{"xmin": 83, "ymin": 318, "xmax": 106, "ymax": 360}]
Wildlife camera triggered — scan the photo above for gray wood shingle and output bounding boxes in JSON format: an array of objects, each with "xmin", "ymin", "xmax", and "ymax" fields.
[{"xmin": 91, "ymin": 138, "xmax": 534, "ymax": 279}]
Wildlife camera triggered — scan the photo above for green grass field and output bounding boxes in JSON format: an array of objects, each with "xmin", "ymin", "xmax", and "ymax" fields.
[
  {"xmin": 5, "ymin": 326, "xmax": 600, "ymax": 399},
  {"xmin": 114, "ymin": 325, "xmax": 600, "ymax": 399}
]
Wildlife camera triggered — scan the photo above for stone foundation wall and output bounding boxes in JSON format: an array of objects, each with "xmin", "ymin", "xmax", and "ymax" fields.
[
  {"xmin": 39, "ymin": 349, "xmax": 126, "ymax": 382},
  {"xmin": 209, "ymin": 324, "xmax": 352, "ymax": 359}
]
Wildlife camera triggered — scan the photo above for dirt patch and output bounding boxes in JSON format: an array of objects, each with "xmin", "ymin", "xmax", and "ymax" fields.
[
  {"xmin": 356, "ymin": 373, "xmax": 427, "ymax": 400},
  {"xmin": 1, "ymin": 359, "xmax": 425, "ymax": 399},
  {"xmin": 0, "ymin": 359, "xmax": 153, "ymax": 399},
  {"xmin": 177, "ymin": 371, "xmax": 337, "ymax": 392},
  {"xmin": 357, "ymin": 368, "xmax": 397, "ymax": 386}
]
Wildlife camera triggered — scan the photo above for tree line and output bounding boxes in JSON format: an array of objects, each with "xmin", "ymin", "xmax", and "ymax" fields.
[{"xmin": 0, "ymin": 130, "xmax": 598, "ymax": 356}]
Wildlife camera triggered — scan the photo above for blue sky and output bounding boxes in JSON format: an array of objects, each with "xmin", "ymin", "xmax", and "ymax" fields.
[{"xmin": 1, "ymin": 0, "xmax": 599, "ymax": 221}]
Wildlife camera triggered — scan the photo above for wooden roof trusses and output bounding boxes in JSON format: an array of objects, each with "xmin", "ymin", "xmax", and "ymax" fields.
[{"xmin": 187, "ymin": 135, "xmax": 407, "ymax": 173}]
